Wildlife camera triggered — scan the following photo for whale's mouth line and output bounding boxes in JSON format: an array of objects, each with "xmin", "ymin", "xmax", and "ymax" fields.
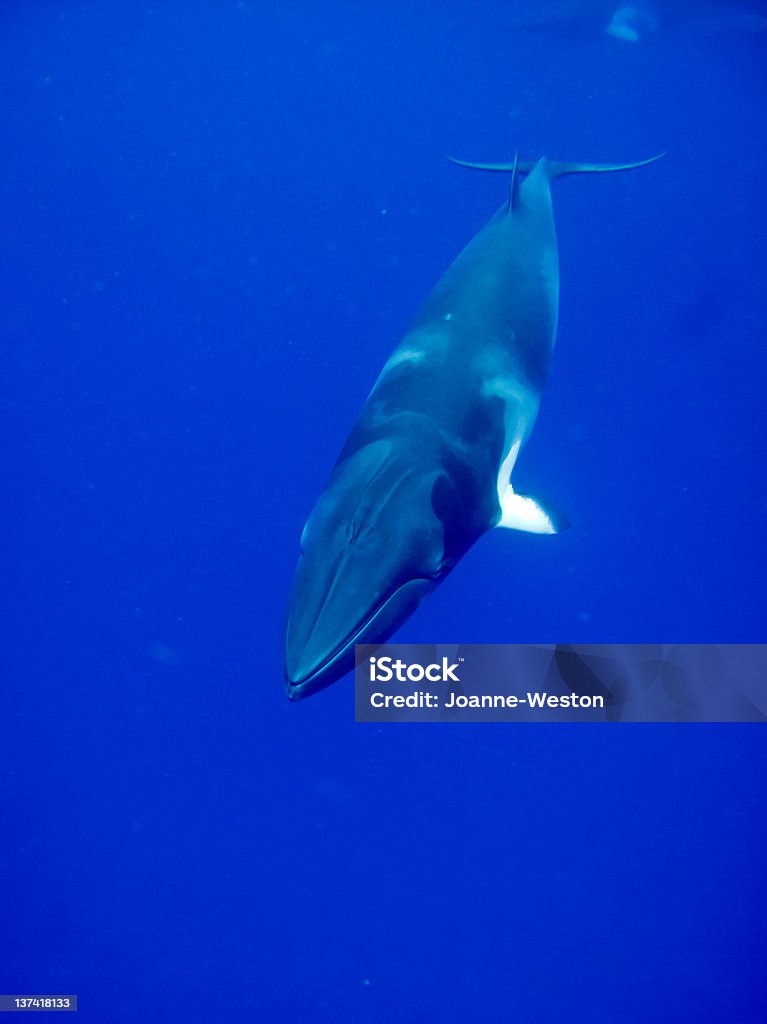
[
  {"xmin": 285, "ymin": 578, "xmax": 431, "ymax": 699},
  {"xmin": 285, "ymin": 590, "xmax": 399, "ymax": 692}
]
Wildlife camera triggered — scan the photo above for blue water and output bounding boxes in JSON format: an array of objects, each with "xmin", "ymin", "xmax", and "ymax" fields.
[{"xmin": 3, "ymin": 2, "xmax": 766, "ymax": 1021}]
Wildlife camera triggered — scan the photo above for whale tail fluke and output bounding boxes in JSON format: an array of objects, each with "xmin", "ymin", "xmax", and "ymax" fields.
[
  {"xmin": 447, "ymin": 152, "xmax": 665, "ymax": 179},
  {"xmin": 547, "ymin": 153, "xmax": 665, "ymax": 177}
]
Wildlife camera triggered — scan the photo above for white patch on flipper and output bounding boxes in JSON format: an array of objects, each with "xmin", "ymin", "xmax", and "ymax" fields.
[
  {"xmin": 496, "ymin": 440, "xmax": 521, "ymax": 509},
  {"xmin": 498, "ymin": 488, "xmax": 559, "ymax": 534},
  {"xmin": 481, "ymin": 373, "xmax": 540, "ymax": 514},
  {"xmin": 489, "ymin": 396, "xmax": 566, "ymax": 535}
]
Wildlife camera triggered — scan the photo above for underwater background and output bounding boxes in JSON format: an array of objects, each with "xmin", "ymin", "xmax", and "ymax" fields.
[{"xmin": 3, "ymin": 1, "xmax": 766, "ymax": 1021}]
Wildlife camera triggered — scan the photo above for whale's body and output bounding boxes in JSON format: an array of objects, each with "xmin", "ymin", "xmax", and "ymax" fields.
[{"xmin": 284, "ymin": 153, "xmax": 661, "ymax": 700}]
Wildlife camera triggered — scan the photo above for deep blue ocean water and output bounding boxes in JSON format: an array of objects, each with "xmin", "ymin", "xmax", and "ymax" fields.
[{"xmin": 3, "ymin": 2, "xmax": 766, "ymax": 1021}]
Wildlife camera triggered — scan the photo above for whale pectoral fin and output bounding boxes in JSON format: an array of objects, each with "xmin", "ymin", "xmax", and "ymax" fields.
[{"xmin": 497, "ymin": 486, "xmax": 570, "ymax": 534}]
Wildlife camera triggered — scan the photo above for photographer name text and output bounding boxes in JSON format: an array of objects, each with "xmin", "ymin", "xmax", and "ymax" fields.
[{"xmin": 369, "ymin": 690, "xmax": 604, "ymax": 710}]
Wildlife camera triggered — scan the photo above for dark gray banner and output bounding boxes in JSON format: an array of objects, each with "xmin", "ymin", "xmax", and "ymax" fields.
[
  {"xmin": 354, "ymin": 644, "xmax": 767, "ymax": 723},
  {"xmin": 0, "ymin": 996, "xmax": 77, "ymax": 1012}
]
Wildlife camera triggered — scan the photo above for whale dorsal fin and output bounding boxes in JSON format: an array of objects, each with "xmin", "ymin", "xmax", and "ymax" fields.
[{"xmin": 508, "ymin": 151, "xmax": 521, "ymax": 211}]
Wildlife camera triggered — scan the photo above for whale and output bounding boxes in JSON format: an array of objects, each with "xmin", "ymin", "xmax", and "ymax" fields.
[
  {"xmin": 284, "ymin": 151, "xmax": 662, "ymax": 701},
  {"xmin": 501, "ymin": 1, "xmax": 767, "ymax": 43}
]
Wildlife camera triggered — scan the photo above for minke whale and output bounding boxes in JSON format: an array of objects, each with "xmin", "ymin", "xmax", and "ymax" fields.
[
  {"xmin": 502, "ymin": 1, "xmax": 767, "ymax": 43},
  {"xmin": 284, "ymin": 151, "xmax": 661, "ymax": 700}
]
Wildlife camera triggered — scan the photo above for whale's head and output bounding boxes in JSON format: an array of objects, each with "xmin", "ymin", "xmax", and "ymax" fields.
[{"xmin": 284, "ymin": 439, "xmax": 465, "ymax": 701}]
